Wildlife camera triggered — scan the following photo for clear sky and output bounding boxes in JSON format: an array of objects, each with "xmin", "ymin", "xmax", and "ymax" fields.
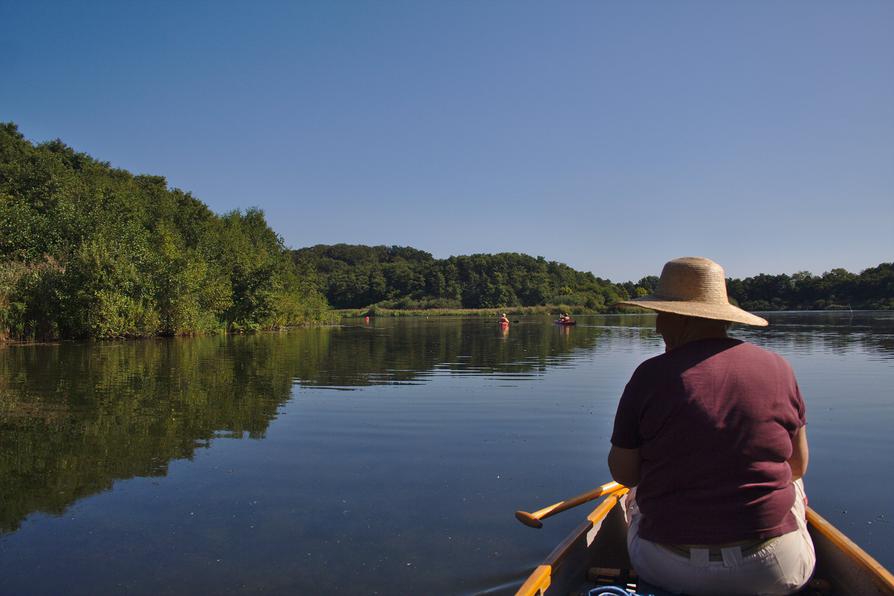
[{"xmin": 2, "ymin": 1, "xmax": 892, "ymax": 282}]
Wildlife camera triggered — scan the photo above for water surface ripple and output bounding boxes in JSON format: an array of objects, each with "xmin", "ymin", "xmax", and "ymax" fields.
[{"xmin": 0, "ymin": 312, "xmax": 891, "ymax": 595}]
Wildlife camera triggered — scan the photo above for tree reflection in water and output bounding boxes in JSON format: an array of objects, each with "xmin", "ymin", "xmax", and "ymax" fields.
[{"xmin": 0, "ymin": 316, "xmax": 627, "ymax": 533}]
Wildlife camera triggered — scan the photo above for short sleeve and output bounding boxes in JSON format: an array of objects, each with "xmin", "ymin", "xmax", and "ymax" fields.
[
  {"xmin": 611, "ymin": 370, "xmax": 646, "ymax": 449},
  {"xmin": 792, "ymin": 378, "xmax": 807, "ymax": 427},
  {"xmin": 779, "ymin": 355, "xmax": 807, "ymax": 429}
]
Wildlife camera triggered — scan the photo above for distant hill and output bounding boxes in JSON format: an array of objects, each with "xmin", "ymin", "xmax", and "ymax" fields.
[
  {"xmin": 294, "ymin": 244, "xmax": 893, "ymax": 313},
  {"xmin": 727, "ymin": 263, "xmax": 894, "ymax": 311},
  {"xmin": 292, "ymin": 244, "xmax": 632, "ymax": 310}
]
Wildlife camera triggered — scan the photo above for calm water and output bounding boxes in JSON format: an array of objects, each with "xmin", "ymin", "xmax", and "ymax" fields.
[{"xmin": 0, "ymin": 312, "xmax": 891, "ymax": 595}]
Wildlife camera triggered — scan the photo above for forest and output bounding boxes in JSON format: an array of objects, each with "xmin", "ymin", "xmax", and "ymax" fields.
[
  {"xmin": 296, "ymin": 244, "xmax": 893, "ymax": 313},
  {"xmin": 0, "ymin": 123, "xmax": 329, "ymax": 341},
  {"xmin": 727, "ymin": 264, "xmax": 893, "ymax": 311},
  {"xmin": 292, "ymin": 244, "xmax": 629, "ymax": 310},
  {"xmin": 2, "ymin": 122, "xmax": 891, "ymax": 342}
]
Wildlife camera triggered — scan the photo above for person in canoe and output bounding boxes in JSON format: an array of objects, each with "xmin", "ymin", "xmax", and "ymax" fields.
[
  {"xmin": 608, "ymin": 257, "xmax": 815, "ymax": 596},
  {"xmin": 498, "ymin": 313, "xmax": 510, "ymax": 325}
]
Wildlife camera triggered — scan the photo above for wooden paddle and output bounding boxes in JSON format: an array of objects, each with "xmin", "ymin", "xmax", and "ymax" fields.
[{"xmin": 515, "ymin": 481, "xmax": 624, "ymax": 528}]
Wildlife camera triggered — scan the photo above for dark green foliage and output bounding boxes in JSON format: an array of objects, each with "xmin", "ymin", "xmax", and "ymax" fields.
[
  {"xmin": 0, "ymin": 122, "xmax": 329, "ymax": 340},
  {"xmin": 293, "ymin": 244, "xmax": 631, "ymax": 310},
  {"xmin": 296, "ymin": 243, "xmax": 892, "ymax": 313},
  {"xmin": 727, "ymin": 264, "xmax": 894, "ymax": 311},
  {"xmin": 3, "ymin": 123, "xmax": 887, "ymax": 334},
  {"xmin": 620, "ymin": 276, "xmax": 659, "ymax": 300}
]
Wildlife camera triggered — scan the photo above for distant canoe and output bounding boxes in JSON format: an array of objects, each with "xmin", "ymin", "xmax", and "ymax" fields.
[
  {"xmin": 516, "ymin": 491, "xmax": 894, "ymax": 596},
  {"xmin": 554, "ymin": 319, "xmax": 576, "ymax": 326}
]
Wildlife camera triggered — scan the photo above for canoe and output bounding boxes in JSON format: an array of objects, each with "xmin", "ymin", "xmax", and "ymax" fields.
[
  {"xmin": 555, "ymin": 320, "xmax": 576, "ymax": 326},
  {"xmin": 517, "ymin": 489, "xmax": 894, "ymax": 596}
]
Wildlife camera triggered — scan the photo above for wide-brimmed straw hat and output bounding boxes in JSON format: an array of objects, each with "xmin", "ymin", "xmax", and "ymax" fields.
[{"xmin": 617, "ymin": 257, "xmax": 768, "ymax": 327}]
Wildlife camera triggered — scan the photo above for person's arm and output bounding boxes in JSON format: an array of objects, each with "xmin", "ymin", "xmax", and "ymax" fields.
[
  {"xmin": 608, "ymin": 445, "xmax": 641, "ymax": 487},
  {"xmin": 788, "ymin": 425, "xmax": 809, "ymax": 480}
]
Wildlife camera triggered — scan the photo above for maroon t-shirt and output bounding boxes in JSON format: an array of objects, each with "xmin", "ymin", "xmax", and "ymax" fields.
[{"xmin": 611, "ymin": 338, "xmax": 806, "ymax": 544}]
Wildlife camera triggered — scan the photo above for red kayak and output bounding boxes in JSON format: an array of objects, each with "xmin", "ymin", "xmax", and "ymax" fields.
[{"xmin": 555, "ymin": 319, "xmax": 576, "ymax": 326}]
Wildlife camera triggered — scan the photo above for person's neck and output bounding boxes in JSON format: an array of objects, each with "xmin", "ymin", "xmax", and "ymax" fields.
[{"xmin": 664, "ymin": 329, "xmax": 728, "ymax": 352}]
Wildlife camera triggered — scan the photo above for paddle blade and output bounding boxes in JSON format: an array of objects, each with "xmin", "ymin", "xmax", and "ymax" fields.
[{"xmin": 515, "ymin": 510, "xmax": 543, "ymax": 528}]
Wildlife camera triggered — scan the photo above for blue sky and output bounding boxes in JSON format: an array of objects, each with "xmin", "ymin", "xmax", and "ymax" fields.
[{"xmin": 2, "ymin": 1, "xmax": 892, "ymax": 282}]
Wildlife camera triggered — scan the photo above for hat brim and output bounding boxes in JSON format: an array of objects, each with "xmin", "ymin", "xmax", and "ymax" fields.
[{"xmin": 616, "ymin": 297, "xmax": 768, "ymax": 327}]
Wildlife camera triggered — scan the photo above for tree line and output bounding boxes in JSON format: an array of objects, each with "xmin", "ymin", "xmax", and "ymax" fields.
[
  {"xmin": 292, "ymin": 244, "xmax": 630, "ymax": 310},
  {"xmin": 0, "ymin": 122, "xmax": 329, "ymax": 341},
  {"xmin": 2, "ymin": 122, "xmax": 889, "ymax": 343},
  {"xmin": 295, "ymin": 244, "xmax": 892, "ymax": 313},
  {"xmin": 727, "ymin": 264, "xmax": 893, "ymax": 311}
]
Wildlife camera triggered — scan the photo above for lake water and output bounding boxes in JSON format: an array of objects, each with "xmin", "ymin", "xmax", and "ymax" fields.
[{"xmin": 0, "ymin": 312, "xmax": 891, "ymax": 595}]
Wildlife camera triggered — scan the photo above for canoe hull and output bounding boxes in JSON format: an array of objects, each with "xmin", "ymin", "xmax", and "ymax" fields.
[{"xmin": 517, "ymin": 496, "xmax": 894, "ymax": 596}]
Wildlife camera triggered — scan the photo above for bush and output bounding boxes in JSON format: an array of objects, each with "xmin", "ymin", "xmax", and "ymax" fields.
[{"xmin": 0, "ymin": 123, "xmax": 331, "ymax": 341}]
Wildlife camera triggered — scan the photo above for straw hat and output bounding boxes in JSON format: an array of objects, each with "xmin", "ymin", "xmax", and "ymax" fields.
[{"xmin": 617, "ymin": 257, "xmax": 768, "ymax": 327}]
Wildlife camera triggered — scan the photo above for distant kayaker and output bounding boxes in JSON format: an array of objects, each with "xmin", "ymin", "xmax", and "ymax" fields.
[
  {"xmin": 499, "ymin": 313, "xmax": 510, "ymax": 325},
  {"xmin": 608, "ymin": 257, "xmax": 815, "ymax": 595}
]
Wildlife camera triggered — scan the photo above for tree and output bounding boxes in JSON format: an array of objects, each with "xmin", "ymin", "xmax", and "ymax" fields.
[{"xmin": 0, "ymin": 122, "xmax": 329, "ymax": 341}]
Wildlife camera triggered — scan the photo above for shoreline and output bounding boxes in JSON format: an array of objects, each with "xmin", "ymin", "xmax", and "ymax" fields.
[{"xmin": 334, "ymin": 305, "xmax": 609, "ymax": 318}]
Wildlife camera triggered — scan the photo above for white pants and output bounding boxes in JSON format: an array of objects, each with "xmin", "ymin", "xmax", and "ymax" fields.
[{"xmin": 624, "ymin": 480, "xmax": 816, "ymax": 596}]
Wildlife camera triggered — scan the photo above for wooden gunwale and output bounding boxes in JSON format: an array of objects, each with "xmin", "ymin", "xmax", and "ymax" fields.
[
  {"xmin": 516, "ymin": 490, "xmax": 628, "ymax": 596},
  {"xmin": 516, "ymin": 499, "xmax": 894, "ymax": 596},
  {"xmin": 806, "ymin": 507, "xmax": 894, "ymax": 592}
]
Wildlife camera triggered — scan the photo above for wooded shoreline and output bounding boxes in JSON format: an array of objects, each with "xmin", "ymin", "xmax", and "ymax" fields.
[
  {"xmin": 304, "ymin": 244, "xmax": 892, "ymax": 315},
  {"xmin": 336, "ymin": 306, "xmax": 884, "ymax": 318},
  {"xmin": 2, "ymin": 123, "xmax": 891, "ymax": 342}
]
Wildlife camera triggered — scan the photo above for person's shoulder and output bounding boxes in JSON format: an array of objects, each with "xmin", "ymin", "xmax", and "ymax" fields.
[
  {"xmin": 734, "ymin": 339, "xmax": 776, "ymax": 357},
  {"xmin": 623, "ymin": 353, "xmax": 672, "ymax": 398},
  {"xmin": 631, "ymin": 350, "xmax": 673, "ymax": 379},
  {"xmin": 734, "ymin": 340, "xmax": 794, "ymax": 369}
]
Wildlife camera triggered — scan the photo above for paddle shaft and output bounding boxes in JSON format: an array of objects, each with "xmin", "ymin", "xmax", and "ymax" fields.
[{"xmin": 515, "ymin": 480, "xmax": 624, "ymax": 528}]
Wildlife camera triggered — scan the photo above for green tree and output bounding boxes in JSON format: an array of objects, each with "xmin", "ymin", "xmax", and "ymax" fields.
[{"xmin": 0, "ymin": 122, "xmax": 328, "ymax": 341}]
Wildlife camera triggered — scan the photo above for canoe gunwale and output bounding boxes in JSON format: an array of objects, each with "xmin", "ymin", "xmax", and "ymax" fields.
[
  {"xmin": 516, "ymin": 490, "xmax": 628, "ymax": 596},
  {"xmin": 516, "ymin": 500, "xmax": 894, "ymax": 596},
  {"xmin": 805, "ymin": 507, "xmax": 894, "ymax": 594}
]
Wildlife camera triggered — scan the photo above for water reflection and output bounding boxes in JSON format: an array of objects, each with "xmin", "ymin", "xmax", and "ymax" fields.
[
  {"xmin": 1, "ymin": 311, "xmax": 891, "ymax": 585},
  {"xmin": 0, "ymin": 337, "xmax": 291, "ymax": 533},
  {"xmin": 738, "ymin": 311, "xmax": 894, "ymax": 359},
  {"xmin": 0, "ymin": 317, "xmax": 612, "ymax": 534},
  {"xmin": 307, "ymin": 318, "xmax": 607, "ymax": 385}
]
